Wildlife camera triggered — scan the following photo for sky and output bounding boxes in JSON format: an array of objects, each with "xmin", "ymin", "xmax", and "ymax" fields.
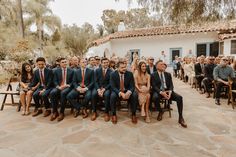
[{"xmin": 50, "ymin": 0, "xmax": 140, "ymax": 27}]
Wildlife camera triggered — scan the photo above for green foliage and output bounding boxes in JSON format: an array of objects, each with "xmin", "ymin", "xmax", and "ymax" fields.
[
  {"xmin": 62, "ymin": 23, "xmax": 97, "ymax": 56},
  {"xmin": 101, "ymin": 8, "xmax": 160, "ymax": 34},
  {"xmin": 52, "ymin": 29, "xmax": 61, "ymax": 45},
  {"xmin": 124, "ymin": 0, "xmax": 236, "ymax": 25}
]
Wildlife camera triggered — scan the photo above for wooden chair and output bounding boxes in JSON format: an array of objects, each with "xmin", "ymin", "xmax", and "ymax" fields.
[
  {"xmin": 160, "ymin": 98, "xmax": 172, "ymax": 118},
  {"xmin": 228, "ymin": 78, "xmax": 236, "ymax": 109},
  {"xmin": 213, "ymin": 80, "xmax": 230, "ymax": 104},
  {"xmin": 0, "ymin": 76, "xmax": 21, "ymax": 111}
]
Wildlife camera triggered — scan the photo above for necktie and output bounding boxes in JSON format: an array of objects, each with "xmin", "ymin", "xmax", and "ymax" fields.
[
  {"xmin": 81, "ymin": 69, "xmax": 85, "ymax": 88},
  {"xmin": 40, "ymin": 70, "xmax": 45, "ymax": 87},
  {"xmin": 201, "ymin": 64, "xmax": 204, "ymax": 72},
  {"xmin": 61, "ymin": 68, "xmax": 66, "ymax": 86},
  {"xmin": 120, "ymin": 74, "xmax": 125, "ymax": 92},
  {"xmin": 102, "ymin": 69, "xmax": 106, "ymax": 78},
  {"xmin": 160, "ymin": 72, "xmax": 165, "ymax": 91}
]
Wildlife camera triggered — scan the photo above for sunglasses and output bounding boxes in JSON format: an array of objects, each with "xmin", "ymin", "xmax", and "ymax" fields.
[
  {"xmin": 222, "ymin": 59, "xmax": 228, "ymax": 61},
  {"xmin": 149, "ymin": 59, "xmax": 154, "ymax": 60}
]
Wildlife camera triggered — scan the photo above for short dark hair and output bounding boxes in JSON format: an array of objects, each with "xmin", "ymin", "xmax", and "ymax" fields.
[
  {"xmin": 59, "ymin": 57, "xmax": 66, "ymax": 62},
  {"xmin": 155, "ymin": 60, "xmax": 163, "ymax": 66},
  {"xmin": 88, "ymin": 57, "xmax": 95, "ymax": 61},
  {"xmin": 101, "ymin": 57, "xmax": 109, "ymax": 63},
  {"xmin": 36, "ymin": 57, "xmax": 46, "ymax": 63},
  {"xmin": 117, "ymin": 60, "xmax": 126, "ymax": 67}
]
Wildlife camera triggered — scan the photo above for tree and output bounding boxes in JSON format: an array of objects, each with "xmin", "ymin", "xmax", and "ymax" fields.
[
  {"xmin": 62, "ymin": 23, "xmax": 96, "ymax": 56},
  {"xmin": 120, "ymin": 0, "xmax": 236, "ymax": 25},
  {"xmin": 101, "ymin": 8, "xmax": 160, "ymax": 34},
  {"xmin": 24, "ymin": 0, "xmax": 61, "ymax": 46}
]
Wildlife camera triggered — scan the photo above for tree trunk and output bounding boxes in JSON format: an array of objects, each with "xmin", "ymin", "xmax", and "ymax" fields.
[
  {"xmin": 36, "ymin": 18, "xmax": 43, "ymax": 48},
  {"xmin": 18, "ymin": 0, "xmax": 25, "ymax": 38}
]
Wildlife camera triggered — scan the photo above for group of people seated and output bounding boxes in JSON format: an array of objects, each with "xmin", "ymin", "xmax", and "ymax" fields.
[
  {"xmin": 18, "ymin": 55, "xmax": 187, "ymax": 128},
  {"xmin": 172, "ymin": 55, "xmax": 236, "ymax": 105}
]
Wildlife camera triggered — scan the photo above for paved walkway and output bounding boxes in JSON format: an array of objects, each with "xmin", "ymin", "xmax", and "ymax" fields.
[{"xmin": 0, "ymin": 78, "xmax": 236, "ymax": 157}]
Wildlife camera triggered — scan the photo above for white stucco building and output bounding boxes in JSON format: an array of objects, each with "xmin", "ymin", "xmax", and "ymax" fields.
[{"xmin": 88, "ymin": 20, "xmax": 236, "ymax": 64}]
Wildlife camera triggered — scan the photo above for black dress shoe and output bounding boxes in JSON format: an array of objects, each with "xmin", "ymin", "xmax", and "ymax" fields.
[
  {"xmin": 179, "ymin": 117, "xmax": 187, "ymax": 128},
  {"xmin": 215, "ymin": 99, "xmax": 221, "ymax": 105},
  {"xmin": 157, "ymin": 111, "xmax": 163, "ymax": 121},
  {"xmin": 73, "ymin": 110, "xmax": 79, "ymax": 118}
]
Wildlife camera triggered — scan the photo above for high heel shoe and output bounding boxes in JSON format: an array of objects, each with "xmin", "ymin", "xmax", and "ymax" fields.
[
  {"xmin": 25, "ymin": 110, "xmax": 31, "ymax": 116},
  {"xmin": 145, "ymin": 116, "xmax": 151, "ymax": 123},
  {"xmin": 21, "ymin": 110, "xmax": 26, "ymax": 116}
]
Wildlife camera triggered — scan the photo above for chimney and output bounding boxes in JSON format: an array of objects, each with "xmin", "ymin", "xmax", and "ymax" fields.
[{"xmin": 118, "ymin": 20, "xmax": 125, "ymax": 32}]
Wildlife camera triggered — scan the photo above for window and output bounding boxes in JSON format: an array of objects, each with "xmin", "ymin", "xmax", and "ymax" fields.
[
  {"xmin": 219, "ymin": 42, "xmax": 224, "ymax": 55},
  {"xmin": 196, "ymin": 44, "xmax": 207, "ymax": 56},
  {"xmin": 231, "ymin": 40, "xmax": 236, "ymax": 54},
  {"xmin": 210, "ymin": 42, "xmax": 219, "ymax": 57}
]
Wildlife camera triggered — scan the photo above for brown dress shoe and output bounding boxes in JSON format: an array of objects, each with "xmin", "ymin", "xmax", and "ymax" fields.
[
  {"xmin": 50, "ymin": 112, "xmax": 59, "ymax": 121},
  {"xmin": 73, "ymin": 110, "xmax": 79, "ymax": 118},
  {"xmin": 112, "ymin": 115, "xmax": 117, "ymax": 124},
  {"xmin": 157, "ymin": 111, "xmax": 163, "ymax": 121},
  {"xmin": 131, "ymin": 115, "xmax": 138, "ymax": 124},
  {"xmin": 57, "ymin": 113, "xmax": 64, "ymax": 122},
  {"xmin": 32, "ymin": 109, "xmax": 43, "ymax": 117},
  {"xmin": 206, "ymin": 93, "xmax": 210, "ymax": 98},
  {"xmin": 179, "ymin": 117, "xmax": 187, "ymax": 128},
  {"xmin": 91, "ymin": 112, "xmax": 97, "ymax": 121},
  {"xmin": 82, "ymin": 109, "xmax": 88, "ymax": 119},
  {"xmin": 104, "ymin": 113, "xmax": 110, "ymax": 122},
  {"xmin": 44, "ymin": 110, "xmax": 51, "ymax": 117}
]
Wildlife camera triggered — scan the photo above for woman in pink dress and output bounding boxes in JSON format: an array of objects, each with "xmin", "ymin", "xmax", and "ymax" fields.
[{"xmin": 134, "ymin": 61, "xmax": 151, "ymax": 123}]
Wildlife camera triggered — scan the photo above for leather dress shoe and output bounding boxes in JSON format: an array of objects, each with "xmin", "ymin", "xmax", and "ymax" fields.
[
  {"xmin": 32, "ymin": 109, "xmax": 43, "ymax": 117},
  {"xmin": 91, "ymin": 112, "xmax": 97, "ymax": 121},
  {"xmin": 104, "ymin": 113, "xmax": 110, "ymax": 122},
  {"xmin": 82, "ymin": 109, "xmax": 88, "ymax": 119},
  {"xmin": 44, "ymin": 110, "xmax": 51, "ymax": 117},
  {"xmin": 57, "ymin": 113, "xmax": 64, "ymax": 122},
  {"xmin": 73, "ymin": 110, "xmax": 79, "ymax": 118},
  {"xmin": 112, "ymin": 115, "xmax": 117, "ymax": 124},
  {"xmin": 50, "ymin": 112, "xmax": 59, "ymax": 121},
  {"xmin": 179, "ymin": 117, "xmax": 187, "ymax": 128},
  {"xmin": 131, "ymin": 115, "xmax": 137, "ymax": 124},
  {"xmin": 157, "ymin": 111, "xmax": 163, "ymax": 121},
  {"xmin": 215, "ymin": 99, "xmax": 221, "ymax": 105}
]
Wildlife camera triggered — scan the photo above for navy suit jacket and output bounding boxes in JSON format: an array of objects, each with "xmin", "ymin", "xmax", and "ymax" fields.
[
  {"xmin": 151, "ymin": 71, "xmax": 174, "ymax": 94},
  {"xmin": 110, "ymin": 70, "xmax": 135, "ymax": 95},
  {"xmin": 53, "ymin": 67, "xmax": 74, "ymax": 88},
  {"xmin": 194, "ymin": 63, "xmax": 205, "ymax": 76},
  {"xmin": 73, "ymin": 68, "xmax": 94, "ymax": 90},
  {"xmin": 147, "ymin": 65, "xmax": 157, "ymax": 74},
  {"xmin": 29, "ymin": 68, "xmax": 53, "ymax": 90},
  {"xmin": 94, "ymin": 67, "xmax": 112, "ymax": 90}
]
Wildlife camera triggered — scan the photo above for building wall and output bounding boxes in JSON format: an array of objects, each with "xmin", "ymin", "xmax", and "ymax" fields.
[
  {"xmin": 88, "ymin": 42, "xmax": 112, "ymax": 58},
  {"xmin": 111, "ymin": 32, "xmax": 218, "ymax": 64},
  {"xmin": 223, "ymin": 39, "xmax": 231, "ymax": 56},
  {"xmin": 89, "ymin": 32, "xmax": 219, "ymax": 64}
]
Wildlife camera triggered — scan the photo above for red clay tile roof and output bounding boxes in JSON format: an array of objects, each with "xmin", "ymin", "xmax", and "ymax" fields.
[
  {"xmin": 219, "ymin": 33, "xmax": 236, "ymax": 40},
  {"xmin": 91, "ymin": 20, "xmax": 236, "ymax": 47}
]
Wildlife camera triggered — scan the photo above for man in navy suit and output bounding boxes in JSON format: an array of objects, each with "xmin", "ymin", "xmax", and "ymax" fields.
[
  {"xmin": 194, "ymin": 56, "xmax": 205, "ymax": 92},
  {"xmin": 146, "ymin": 57, "xmax": 157, "ymax": 74},
  {"xmin": 67, "ymin": 58, "xmax": 94, "ymax": 118},
  {"xmin": 49, "ymin": 57, "xmax": 74, "ymax": 122},
  {"xmin": 151, "ymin": 60, "xmax": 187, "ymax": 128},
  {"xmin": 91, "ymin": 57, "xmax": 112, "ymax": 121},
  {"xmin": 29, "ymin": 57, "xmax": 53, "ymax": 117},
  {"xmin": 110, "ymin": 60, "xmax": 138, "ymax": 124}
]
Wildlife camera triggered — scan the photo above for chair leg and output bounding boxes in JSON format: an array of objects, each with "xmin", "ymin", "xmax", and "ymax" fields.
[
  {"xmin": 1, "ymin": 94, "xmax": 8, "ymax": 111},
  {"xmin": 17, "ymin": 100, "xmax": 21, "ymax": 112}
]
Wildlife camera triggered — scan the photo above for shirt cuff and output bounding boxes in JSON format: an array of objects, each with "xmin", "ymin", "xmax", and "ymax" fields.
[{"xmin": 127, "ymin": 90, "xmax": 132, "ymax": 95}]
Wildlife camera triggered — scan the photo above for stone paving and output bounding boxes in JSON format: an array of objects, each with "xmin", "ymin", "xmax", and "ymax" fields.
[{"xmin": 0, "ymin": 78, "xmax": 236, "ymax": 157}]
